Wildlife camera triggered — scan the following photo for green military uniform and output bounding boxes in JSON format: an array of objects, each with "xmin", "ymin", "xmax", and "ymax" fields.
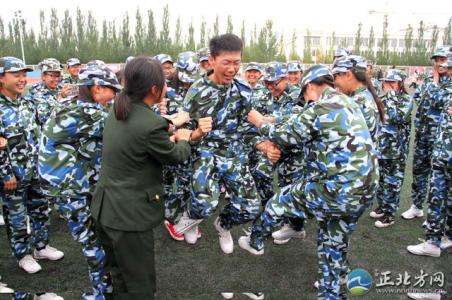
[{"xmin": 91, "ymin": 102, "xmax": 191, "ymax": 300}]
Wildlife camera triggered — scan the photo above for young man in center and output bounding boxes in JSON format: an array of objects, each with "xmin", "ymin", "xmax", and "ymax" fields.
[{"xmin": 175, "ymin": 34, "xmax": 271, "ymax": 254}]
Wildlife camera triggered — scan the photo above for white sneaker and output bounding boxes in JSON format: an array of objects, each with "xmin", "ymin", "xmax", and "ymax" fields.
[
  {"xmin": 242, "ymin": 292, "xmax": 264, "ymax": 299},
  {"xmin": 369, "ymin": 206, "xmax": 384, "ymax": 219},
  {"xmin": 440, "ymin": 236, "xmax": 452, "ymax": 250},
  {"xmin": 0, "ymin": 281, "xmax": 14, "ymax": 293},
  {"xmin": 214, "ymin": 217, "xmax": 234, "ymax": 254},
  {"xmin": 184, "ymin": 225, "xmax": 199, "ymax": 244},
  {"xmin": 34, "ymin": 245, "xmax": 64, "ymax": 261},
  {"xmin": 18, "ymin": 255, "xmax": 42, "ymax": 274},
  {"xmin": 238, "ymin": 236, "xmax": 264, "ymax": 256},
  {"xmin": 173, "ymin": 212, "xmax": 203, "ymax": 235},
  {"xmin": 272, "ymin": 224, "xmax": 306, "ymax": 245},
  {"xmin": 34, "ymin": 293, "xmax": 64, "ymax": 300},
  {"xmin": 407, "ymin": 292, "xmax": 441, "ymax": 300},
  {"xmin": 407, "ymin": 241, "xmax": 441, "ymax": 257},
  {"xmin": 313, "ymin": 281, "xmax": 319, "ymax": 289},
  {"xmin": 221, "ymin": 292, "xmax": 234, "ymax": 299},
  {"xmin": 0, "ymin": 215, "xmax": 5, "ymax": 226},
  {"xmin": 401, "ymin": 205, "xmax": 424, "ymax": 220}
]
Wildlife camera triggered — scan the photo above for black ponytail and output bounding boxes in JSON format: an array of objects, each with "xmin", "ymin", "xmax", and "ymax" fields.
[{"xmin": 351, "ymin": 68, "xmax": 386, "ymax": 124}]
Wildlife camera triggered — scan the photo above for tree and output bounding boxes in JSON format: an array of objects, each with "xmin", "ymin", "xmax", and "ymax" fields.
[
  {"xmin": 303, "ymin": 29, "xmax": 312, "ymax": 63},
  {"xmin": 134, "ymin": 9, "xmax": 145, "ymax": 55},
  {"xmin": 173, "ymin": 17, "xmax": 183, "ymax": 55},
  {"xmin": 414, "ymin": 20, "xmax": 427, "ymax": 65},
  {"xmin": 213, "ymin": 15, "xmax": 219, "ymax": 37},
  {"xmin": 442, "ymin": 17, "xmax": 451, "ymax": 45},
  {"xmin": 226, "ymin": 15, "xmax": 233, "ymax": 33},
  {"xmin": 354, "ymin": 23, "xmax": 362, "ymax": 55},
  {"xmin": 60, "ymin": 10, "xmax": 75, "ymax": 60},
  {"xmin": 146, "ymin": 9, "xmax": 157, "ymax": 55},
  {"xmin": 158, "ymin": 5, "xmax": 171, "ymax": 54},
  {"xmin": 198, "ymin": 17, "xmax": 207, "ymax": 49},
  {"xmin": 367, "ymin": 26, "xmax": 375, "ymax": 61},
  {"xmin": 403, "ymin": 24, "xmax": 413, "ymax": 65},
  {"xmin": 377, "ymin": 15, "xmax": 389, "ymax": 64},
  {"xmin": 430, "ymin": 25, "xmax": 439, "ymax": 54},
  {"xmin": 289, "ymin": 29, "xmax": 300, "ymax": 61},
  {"xmin": 186, "ymin": 20, "xmax": 196, "ymax": 52},
  {"xmin": 275, "ymin": 33, "xmax": 286, "ymax": 62}
]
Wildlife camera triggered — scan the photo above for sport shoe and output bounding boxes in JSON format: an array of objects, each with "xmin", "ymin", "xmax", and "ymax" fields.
[
  {"xmin": 34, "ymin": 293, "xmax": 64, "ymax": 300},
  {"xmin": 242, "ymin": 292, "xmax": 264, "ymax": 299},
  {"xmin": 0, "ymin": 281, "xmax": 14, "ymax": 293},
  {"xmin": 0, "ymin": 215, "xmax": 5, "ymax": 226},
  {"xmin": 272, "ymin": 224, "xmax": 306, "ymax": 245},
  {"xmin": 184, "ymin": 225, "xmax": 200, "ymax": 244},
  {"xmin": 313, "ymin": 281, "xmax": 319, "ymax": 289},
  {"xmin": 440, "ymin": 236, "xmax": 452, "ymax": 250},
  {"xmin": 375, "ymin": 215, "xmax": 395, "ymax": 228},
  {"xmin": 369, "ymin": 206, "xmax": 384, "ymax": 219},
  {"xmin": 401, "ymin": 205, "xmax": 424, "ymax": 220},
  {"xmin": 34, "ymin": 245, "xmax": 64, "ymax": 261},
  {"xmin": 238, "ymin": 236, "xmax": 264, "ymax": 256},
  {"xmin": 173, "ymin": 212, "xmax": 203, "ymax": 235},
  {"xmin": 221, "ymin": 293, "xmax": 234, "ymax": 299},
  {"xmin": 407, "ymin": 241, "xmax": 440, "ymax": 257},
  {"xmin": 214, "ymin": 217, "xmax": 233, "ymax": 254},
  {"xmin": 407, "ymin": 293, "xmax": 441, "ymax": 300},
  {"xmin": 18, "ymin": 255, "xmax": 42, "ymax": 274},
  {"xmin": 164, "ymin": 220, "xmax": 184, "ymax": 241}
]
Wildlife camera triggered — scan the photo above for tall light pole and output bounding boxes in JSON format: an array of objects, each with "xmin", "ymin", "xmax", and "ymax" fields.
[{"xmin": 14, "ymin": 10, "xmax": 26, "ymax": 64}]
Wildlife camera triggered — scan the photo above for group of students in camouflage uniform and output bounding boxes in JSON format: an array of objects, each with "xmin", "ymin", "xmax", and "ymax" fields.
[{"xmin": 0, "ymin": 32, "xmax": 450, "ymax": 300}]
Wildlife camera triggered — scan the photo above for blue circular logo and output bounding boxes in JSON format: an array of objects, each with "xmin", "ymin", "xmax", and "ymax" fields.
[{"xmin": 347, "ymin": 268, "xmax": 373, "ymax": 296}]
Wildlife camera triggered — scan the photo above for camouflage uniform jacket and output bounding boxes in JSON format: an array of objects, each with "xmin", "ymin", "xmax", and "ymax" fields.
[
  {"xmin": 378, "ymin": 91, "xmax": 413, "ymax": 160},
  {"xmin": 249, "ymin": 83, "xmax": 267, "ymax": 107},
  {"xmin": 432, "ymin": 81, "xmax": 452, "ymax": 165},
  {"xmin": 260, "ymin": 87, "xmax": 379, "ymax": 215},
  {"xmin": 61, "ymin": 75, "xmax": 80, "ymax": 85},
  {"xmin": 38, "ymin": 99, "xmax": 108, "ymax": 197},
  {"xmin": 26, "ymin": 82, "xmax": 61, "ymax": 127},
  {"xmin": 183, "ymin": 75, "xmax": 259, "ymax": 157},
  {"xmin": 413, "ymin": 75, "xmax": 450, "ymax": 135},
  {"xmin": 0, "ymin": 93, "xmax": 40, "ymax": 183},
  {"xmin": 350, "ymin": 86, "xmax": 380, "ymax": 141},
  {"xmin": 371, "ymin": 77, "xmax": 382, "ymax": 96}
]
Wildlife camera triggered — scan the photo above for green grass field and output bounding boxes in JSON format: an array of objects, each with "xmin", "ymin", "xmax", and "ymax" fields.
[{"xmin": 1, "ymin": 106, "xmax": 451, "ymax": 300}]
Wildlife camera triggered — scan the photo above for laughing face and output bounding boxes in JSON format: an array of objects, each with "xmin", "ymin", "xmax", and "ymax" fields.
[{"xmin": 0, "ymin": 70, "xmax": 28, "ymax": 98}]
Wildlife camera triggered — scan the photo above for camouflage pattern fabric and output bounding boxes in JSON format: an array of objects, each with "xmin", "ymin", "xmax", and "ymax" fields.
[
  {"xmin": 247, "ymin": 87, "xmax": 378, "ymax": 299},
  {"xmin": 38, "ymin": 99, "xmax": 108, "ymax": 198},
  {"xmin": 349, "ymin": 86, "xmax": 380, "ymax": 141},
  {"xmin": 0, "ymin": 93, "xmax": 49, "ymax": 259},
  {"xmin": 183, "ymin": 75, "xmax": 261, "ymax": 229},
  {"xmin": 26, "ymin": 81, "xmax": 61, "ymax": 128},
  {"xmin": 411, "ymin": 75, "xmax": 451, "ymax": 209},
  {"xmin": 425, "ymin": 79, "xmax": 452, "ymax": 246},
  {"xmin": 376, "ymin": 91, "xmax": 413, "ymax": 215}
]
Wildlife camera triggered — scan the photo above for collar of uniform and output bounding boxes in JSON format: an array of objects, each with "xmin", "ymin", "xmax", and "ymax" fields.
[
  {"xmin": 203, "ymin": 72, "xmax": 232, "ymax": 92},
  {"xmin": 0, "ymin": 92, "xmax": 23, "ymax": 106},
  {"xmin": 134, "ymin": 101, "xmax": 154, "ymax": 110},
  {"xmin": 76, "ymin": 98, "xmax": 106, "ymax": 111},
  {"xmin": 350, "ymin": 86, "xmax": 367, "ymax": 97}
]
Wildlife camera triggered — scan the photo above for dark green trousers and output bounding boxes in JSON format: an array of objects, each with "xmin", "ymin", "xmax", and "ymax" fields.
[{"xmin": 96, "ymin": 223, "xmax": 156, "ymax": 300}]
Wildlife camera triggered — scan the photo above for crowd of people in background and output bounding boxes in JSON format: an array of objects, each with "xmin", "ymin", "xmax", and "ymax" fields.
[{"xmin": 0, "ymin": 33, "xmax": 451, "ymax": 300}]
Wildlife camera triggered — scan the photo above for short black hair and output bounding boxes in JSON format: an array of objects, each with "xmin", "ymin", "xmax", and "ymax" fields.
[{"xmin": 209, "ymin": 33, "xmax": 243, "ymax": 57}]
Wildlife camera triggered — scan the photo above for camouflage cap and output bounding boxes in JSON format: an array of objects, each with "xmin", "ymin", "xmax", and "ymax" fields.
[
  {"xmin": 334, "ymin": 47, "xmax": 351, "ymax": 58},
  {"xmin": 263, "ymin": 62, "xmax": 288, "ymax": 81},
  {"xmin": 154, "ymin": 54, "xmax": 173, "ymax": 65},
  {"xmin": 245, "ymin": 62, "xmax": 263, "ymax": 73},
  {"xmin": 332, "ymin": 55, "xmax": 367, "ymax": 74},
  {"xmin": 176, "ymin": 51, "xmax": 199, "ymax": 74},
  {"xmin": 0, "ymin": 56, "xmax": 33, "ymax": 74},
  {"xmin": 430, "ymin": 45, "xmax": 452, "ymax": 59},
  {"xmin": 39, "ymin": 58, "xmax": 63, "ymax": 73},
  {"xmin": 380, "ymin": 69, "xmax": 404, "ymax": 82},
  {"xmin": 300, "ymin": 65, "xmax": 333, "ymax": 89},
  {"xmin": 78, "ymin": 65, "xmax": 122, "ymax": 92},
  {"xmin": 197, "ymin": 47, "xmax": 210, "ymax": 62},
  {"xmin": 66, "ymin": 58, "xmax": 81, "ymax": 67},
  {"xmin": 287, "ymin": 61, "xmax": 302, "ymax": 72},
  {"xmin": 86, "ymin": 60, "xmax": 106, "ymax": 67}
]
